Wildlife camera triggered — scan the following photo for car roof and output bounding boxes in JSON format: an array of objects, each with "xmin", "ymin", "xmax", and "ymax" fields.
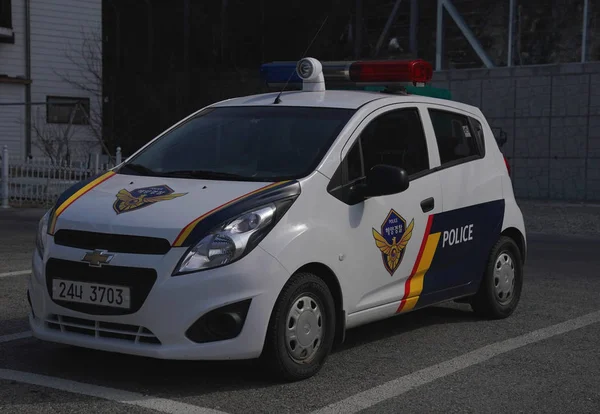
[{"xmin": 210, "ymin": 89, "xmax": 482, "ymax": 114}]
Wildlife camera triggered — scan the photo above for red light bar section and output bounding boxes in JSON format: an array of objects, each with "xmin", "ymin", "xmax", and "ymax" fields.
[{"xmin": 348, "ymin": 59, "xmax": 433, "ymax": 84}]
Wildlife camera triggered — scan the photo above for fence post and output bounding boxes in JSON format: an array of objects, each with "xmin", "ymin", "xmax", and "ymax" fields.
[
  {"xmin": 116, "ymin": 147, "xmax": 122, "ymax": 165},
  {"xmin": 582, "ymin": 0, "xmax": 589, "ymax": 63},
  {"xmin": 94, "ymin": 153, "xmax": 99, "ymax": 175},
  {"xmin": 1, "ymin": 146, "xmax": 9, "ymax": 209}
]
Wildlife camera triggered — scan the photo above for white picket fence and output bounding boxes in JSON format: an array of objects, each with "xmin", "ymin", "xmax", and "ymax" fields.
[{"xmin": 0, "ymin": 146, "xmax": 122, "ymax": 208}]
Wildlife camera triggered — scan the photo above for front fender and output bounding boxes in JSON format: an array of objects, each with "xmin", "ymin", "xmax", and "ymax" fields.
[
  {"xmin": 262, "ymin": 215, "xmax": 345, "ymax": 285},
  {"xmin": 258, "ymin": 173, "xmax": 348, "ymax": 291}
]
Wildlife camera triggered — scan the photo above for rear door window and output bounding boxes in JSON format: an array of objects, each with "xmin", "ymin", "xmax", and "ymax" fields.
[{"xmin": 427, "ymin": 109, "xmax": 483, "ymax": 167}]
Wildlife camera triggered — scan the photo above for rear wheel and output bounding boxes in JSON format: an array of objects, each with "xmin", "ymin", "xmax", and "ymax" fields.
[
  {"xmin": 471, "ymin": 236, "xmax": 523, "ymax": 319},
  {"xmin": 262, "ymin": 272, "xmax": 336, "ymax": 382}
]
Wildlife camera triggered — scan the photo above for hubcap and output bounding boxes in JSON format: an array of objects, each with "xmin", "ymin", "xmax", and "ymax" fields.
[
  {"xmin": 494, "ymin": 251, "xmax": 515, "ymax": 304},
  {"xmin": 285, "ymin": 295, "xmax": 323, "ymax": 362}
]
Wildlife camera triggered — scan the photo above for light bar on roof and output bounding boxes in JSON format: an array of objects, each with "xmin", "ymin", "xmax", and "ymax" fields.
[
  {"xmin": 348, "ymin": 59, "xmax": 433, "ymax": 84},
  {"xmin": 259, "ymin": 62, "xmax": 301, "ymax": 86},
  {"xmin": 296, "ymin": 58, "xmax": 325, "ymax": 92},
  {"xmin": 260, "ymin": 58, "xmax": 434, "ymax": 89}
]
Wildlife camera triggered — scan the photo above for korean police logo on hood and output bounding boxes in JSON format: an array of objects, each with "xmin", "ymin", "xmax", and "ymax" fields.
[
  {"xmin": 372, "ymin": 209, "xmax": 414, "ymax": 276},
  {"xmin": 113, "ymin": 185, "xmax": 187, "ymax": 214}
]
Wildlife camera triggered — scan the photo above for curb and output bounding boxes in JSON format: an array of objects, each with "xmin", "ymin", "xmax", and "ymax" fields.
[{"xmin": 518, "ymin": 200, "xmax": 600, "ymax": 237}]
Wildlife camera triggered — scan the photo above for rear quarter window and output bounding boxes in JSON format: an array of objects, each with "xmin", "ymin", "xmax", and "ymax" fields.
[
  {"xmin": 427, "ymin": 108, "xmax": 484, "ymax": 167},
  {"xmin": 468, "ymin": 117, "xmax": 486, "ymax": 156}
]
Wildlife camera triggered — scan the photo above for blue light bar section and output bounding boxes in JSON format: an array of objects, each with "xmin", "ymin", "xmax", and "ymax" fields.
[{"xmin": 260, "ymin": 62, "xmax": 302, "ymax": 86}]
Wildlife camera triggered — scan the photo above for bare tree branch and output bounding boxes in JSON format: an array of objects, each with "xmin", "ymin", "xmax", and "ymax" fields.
[
  {"xmin": 52, "ymin": 27, "xmax": 110, "ymax": 158},
  {"xmin": 30, "ymin": 106, "xmax": 77, "ymax": 165}
]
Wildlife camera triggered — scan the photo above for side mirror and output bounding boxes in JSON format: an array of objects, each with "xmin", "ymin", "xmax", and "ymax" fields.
[
  {"xmin": 366, "ymin": 164, "xmax": 409, "ymax": 197},
  {"xmin": 349, "ymin": 164, "xmax": 409, "ymax": 202}
]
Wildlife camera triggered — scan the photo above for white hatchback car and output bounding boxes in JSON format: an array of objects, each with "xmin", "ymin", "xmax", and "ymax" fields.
[{"xmin": 29, "ymin": 58, "xmax": 526, "ymax": 381}]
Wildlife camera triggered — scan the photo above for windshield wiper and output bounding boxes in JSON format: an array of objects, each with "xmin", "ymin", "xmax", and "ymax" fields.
[
  {"xmin": 162, "ymin": 170, "xmax": 250, "ymax": 180},
  {"xmin": 119, "ymin": 163, "xmax": 158, "ymax": 176}
]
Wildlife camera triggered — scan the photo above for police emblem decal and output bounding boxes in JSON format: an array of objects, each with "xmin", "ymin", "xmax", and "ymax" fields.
[
  {"xmin": 372, "ymin": 209, "xmax": 414, "ymax": 276},
  {"xmin": 113, "ymin": 185, "xmax": 187, "ymax": 214}
]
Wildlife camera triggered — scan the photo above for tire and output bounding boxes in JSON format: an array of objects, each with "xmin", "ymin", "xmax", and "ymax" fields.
[
  {"xmin": 470, "ymin": 236, "xmax": 523, "ymax": 319},
  {"xmin": 262, "ymin": 272, "xmax": 336, "ymax": 382}
]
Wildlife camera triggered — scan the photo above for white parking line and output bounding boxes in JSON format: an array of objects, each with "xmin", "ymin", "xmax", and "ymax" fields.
[
  {"xmin": 0, "ymin": 368, "xmax": 230, "ymax": 414},
  {"xmin": 0, "ymin": 331, "xmax": 32, "ymax": 344},
  {"xmin": 0, "ymin": 270, "xmax": 31, "ymax": 278},
  {"xmin": 310, "ymin": 309, "xmax": 600, "ymax": 414}
]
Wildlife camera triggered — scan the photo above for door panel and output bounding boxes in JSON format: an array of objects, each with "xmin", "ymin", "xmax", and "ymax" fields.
[
  {"xmin": 417, "ymin": 199, "xmax": 506, "ymax": 299},
  {"xmin": 349, "ymin": 173, "xmax": 443, "ymax": 312},
  {"xmin": 328, "ymin": 105, "xmax": 444, "ymax": 316},
  {"xmin": 414, "ymin": 105, "xmax": 506, "ymax": 303}
]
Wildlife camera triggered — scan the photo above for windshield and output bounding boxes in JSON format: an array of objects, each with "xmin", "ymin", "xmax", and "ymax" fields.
[{"xmin": 119, "ymin": 106, "xmax": 355, "ymax": 182}]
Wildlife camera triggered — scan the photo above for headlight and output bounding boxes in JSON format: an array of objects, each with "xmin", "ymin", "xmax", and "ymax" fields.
[
  {"xmin": 36, "ymin": 209, "xmax": 51, "ymax": 260},
  {"xmin": 173, "ymin": 202, "xmax": 284, "ymax": 275}
]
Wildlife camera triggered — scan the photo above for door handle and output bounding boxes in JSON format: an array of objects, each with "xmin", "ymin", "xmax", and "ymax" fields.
[{"xmin": 420, "ymin": 197, "xmax": 435, "ymax": 213}]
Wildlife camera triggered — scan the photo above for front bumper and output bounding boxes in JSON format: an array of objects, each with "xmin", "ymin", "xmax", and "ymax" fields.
[{"xmin": 28, "ymin": 242, "xmax": 290, "ymax": 360}]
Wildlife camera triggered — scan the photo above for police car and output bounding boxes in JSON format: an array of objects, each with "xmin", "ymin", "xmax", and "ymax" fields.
[{"xmin": 28, "ymin": 57, "xmax": 526, "ymax": 381}]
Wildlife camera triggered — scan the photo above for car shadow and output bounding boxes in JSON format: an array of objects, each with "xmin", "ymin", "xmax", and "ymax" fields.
[
  {"xmin": 333, "ymin": 303, "xmax": 480, "ymax": 352},
  {"xmin": 6, "ymin": 302, "xmax": 482, "ymax": 396}
]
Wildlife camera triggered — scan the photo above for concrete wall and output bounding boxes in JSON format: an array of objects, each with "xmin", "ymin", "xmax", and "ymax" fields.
[{"xmin": 430, "ymin": 62, "xmax": 600, "ymax": 202}]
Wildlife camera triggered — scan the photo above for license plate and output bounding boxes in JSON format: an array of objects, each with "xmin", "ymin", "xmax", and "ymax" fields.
[{"xmin": 52, "ymin": 279, "xmax": 131, "ymax": 309}]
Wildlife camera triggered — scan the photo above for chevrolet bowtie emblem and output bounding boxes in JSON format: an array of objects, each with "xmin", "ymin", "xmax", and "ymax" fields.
[{"xmin": 81, "ymin": 250, "xmax": 114, "ymax": 267}]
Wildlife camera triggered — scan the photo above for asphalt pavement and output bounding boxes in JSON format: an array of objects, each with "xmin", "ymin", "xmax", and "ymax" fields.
[{"xmin": 0, "ymin": 205, "xmax": 599, "ymax": 413}]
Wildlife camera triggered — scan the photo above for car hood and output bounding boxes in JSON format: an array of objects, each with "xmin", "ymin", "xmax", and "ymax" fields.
[{"xmin": 51, "ymin": 172, "xmax": 298, "ymax": 246}]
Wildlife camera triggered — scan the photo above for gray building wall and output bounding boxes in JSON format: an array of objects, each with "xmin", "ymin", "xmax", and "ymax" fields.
[{"xmin": 430, "ymin": 62, "xmax": 600, "ymax": 202}]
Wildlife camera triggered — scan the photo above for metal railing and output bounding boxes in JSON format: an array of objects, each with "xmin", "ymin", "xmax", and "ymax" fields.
[
  {"xmin": 434, "ymin": 0, "xmax": 593, "ymax": 69},
  {"xmin": 1, "ymin": 146, "xmax": 122, "ymax": 208}
]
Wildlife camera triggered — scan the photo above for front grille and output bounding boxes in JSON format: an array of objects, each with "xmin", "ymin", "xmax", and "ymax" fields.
[
  {"xmin": 46, "ymin": 314, "xmax": 161, "ymax": 345},
  {"xmin": 46, "ymin": 258, "xmax": 157, "ymax": 316},
  {"xmin": 53, "ymin": 229, "xmax": 171, "ymax": 255}
]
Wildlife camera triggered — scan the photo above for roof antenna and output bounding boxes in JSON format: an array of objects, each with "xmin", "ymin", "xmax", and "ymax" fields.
[{"xmin": 273, "ymin": 15, "xmax": 329, "ymax": 104}]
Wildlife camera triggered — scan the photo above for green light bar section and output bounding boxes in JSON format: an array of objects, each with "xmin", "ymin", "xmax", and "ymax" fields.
[
  {"xmin": 404, "ymin": 85, "xmax": 452, "ymax": 99},
  {"xmin": 333, "ymin": 84, "xmax": 452, "ymax": 99}
]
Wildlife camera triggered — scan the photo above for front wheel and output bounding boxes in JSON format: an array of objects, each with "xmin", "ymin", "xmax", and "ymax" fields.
[
  {"xmin": 471, "ymin": 236, "xmax": 523, "ymax": 319},
  {"xmin": 262, "ymin": 272, "xmax": 336, "ymax": 382}
]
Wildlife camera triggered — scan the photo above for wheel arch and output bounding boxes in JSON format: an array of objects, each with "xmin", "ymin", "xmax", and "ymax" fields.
[
  {"xmin": 501, "ymin": 227, "xmax": 526, "ymax": 264},
  {"xmin": 293, "ymin": 262, "xmax": 346, "ymax": 346}
]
